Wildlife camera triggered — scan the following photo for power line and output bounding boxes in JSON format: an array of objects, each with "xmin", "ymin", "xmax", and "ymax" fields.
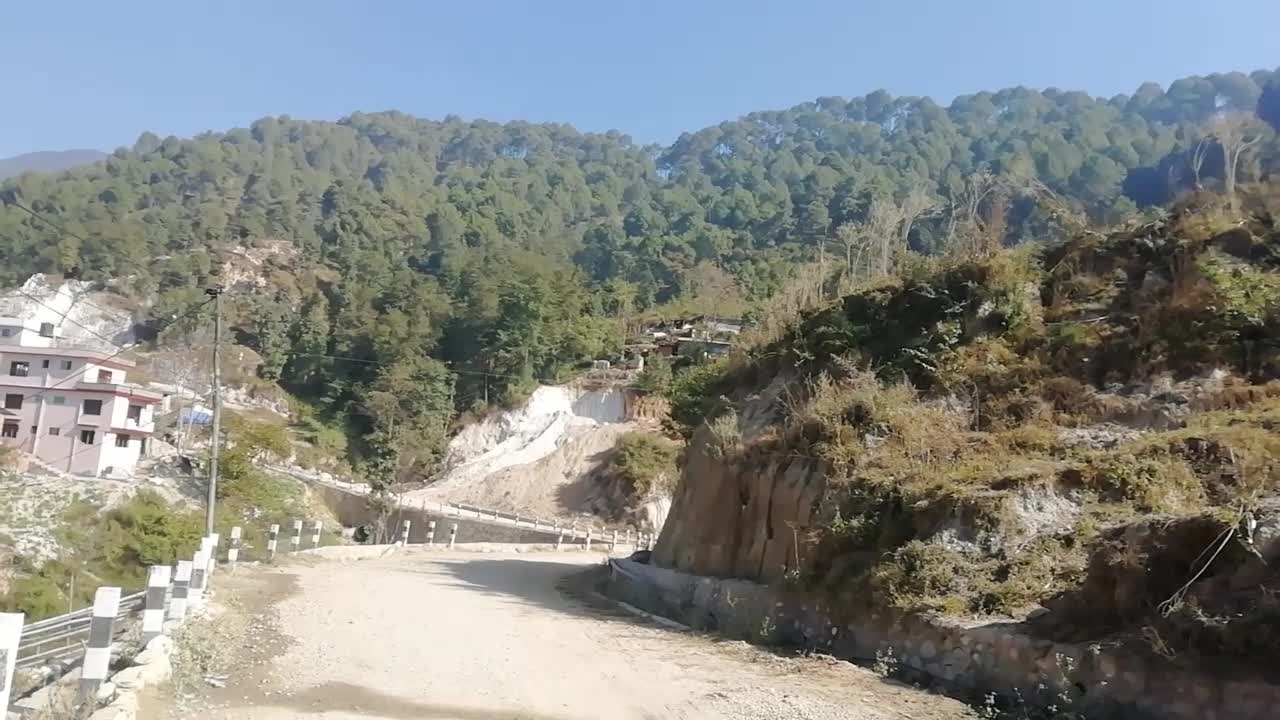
[
  {"xmin": 11, "ymin": 289, "xmax": 130, "ymax": 354},
  {"xmin": 0, "ymin": 297, "xmax": 214, "ymax": 407},
  {"xmin": 0, "ymin": 196, "xmax": 191, "ymax": 296},
  {"xmin": 287, "ymin": 352, "xmax": 562, "ymax": 382}
]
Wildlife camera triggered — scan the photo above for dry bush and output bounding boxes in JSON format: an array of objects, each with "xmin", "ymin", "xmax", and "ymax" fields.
[
  {"xmin": 937, "ymin": 338, "xmax": 1049, "ymax": 431},
  {"xmin": 1192, "ymin": 379, "xmax": 1280, "ymax": 413},
  {"xmin": 1078, "ymin": 452, "xmax": 1205, "ymax": 514},
  {"xmin": 736, "ymin": 262, "xmax": 842, "ymax": 354},
  {"xmin": 706, "ymin": 408, "xmax": 743, "ymax": 459},
  {"xmin": 994, "ymin": 424, "xmax": 1062, "ymax": 454},
  {"xmin": 790, "ymin": 368, "xmax": 970, "ymax": 476}
]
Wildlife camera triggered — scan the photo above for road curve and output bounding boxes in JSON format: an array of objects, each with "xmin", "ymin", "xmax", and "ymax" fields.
[{"xmin": 147, "ymin": 549, "xmax": 972, "ymax": 720}]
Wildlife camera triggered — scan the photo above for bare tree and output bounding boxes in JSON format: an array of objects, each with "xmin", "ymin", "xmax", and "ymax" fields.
[
  {"xmin": 868, "ymin": 197, "xmax": 906, "ymax": 276},
  {"xmin": 834, "ymin": 222, "xmax": 871, "ymax": 288},
  {"xmin": 897, "ymin": 182, "xmax": 937, "ymax": 265},
  {"xmin": 1210, "ymin": 113, "xmax": 1267, "ymax": 212},
  {"xmin": 944, "ymin": 166, "xmax": 1000, "ymax": 257},
  {"xmin": 1189, "ymin": 137, "xmax": 1212, "ymax": 191},
  {"xmin": 149, "ymin": 326, "xmax": 214, "ymax": 456}
]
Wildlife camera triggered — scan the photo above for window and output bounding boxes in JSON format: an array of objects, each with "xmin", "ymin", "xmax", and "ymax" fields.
[
  {"xmin": 115, "ymin": 434, "xmax": 130, "ymax": 448},
  {"xmin": 82, "ymin": 399, "xmax": 103, "ymax": 416},
  {"xmin": 9, "ymin": 361, "xmax": 29, "ymax": 377},
  {"xmin": 0, "ymin": 328, "xmax": 10, "ymax": 337},
  {"xmin": 127, "ymin": 404, "xmax": 142, "ymax": 422},
  {"xmin": 61, "ymin": 360, "xmax": 73, "ymax": 370},
  {"xmin": 41, "ymin": 359, "xmax": 50, "ymax": 368},
  {"xmin": 50, "ymin": 395, "xmax": 65, "ymax": 405},
  {"xmin": 1, "ymin": 422, "xmax": 18, "ymax": 438},
  {"xmin": 96, "ymin": 369, "xmax": 114, "ymax": 383},
  {"xmin": 39, "ymin": 322, "xmax": 54, "ymax": 338},
  {"xmin": 4, "ymin": 394, "xmax": 22, "ymax": 410},
  {"xmin": 79, "ymin": 430, "xmax": 96, "ymax": 445},
  {"xmin": 48, "ymin": 427, "xmax": 60, "ymax": 436}
]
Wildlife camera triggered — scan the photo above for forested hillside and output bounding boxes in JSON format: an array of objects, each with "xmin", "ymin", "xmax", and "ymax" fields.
[{"xmin": 1, "ymin": 69, "xmax": 1277, "ymax": 483}]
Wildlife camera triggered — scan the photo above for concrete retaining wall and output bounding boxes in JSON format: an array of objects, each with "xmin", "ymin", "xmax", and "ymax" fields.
[
  {"xmin": 307, "ymin": 483, "xmax": 553, "ymax": 545},
  {"xmin": 604, "ymin": 559, "xmax": 1280, "ymax": 720}
]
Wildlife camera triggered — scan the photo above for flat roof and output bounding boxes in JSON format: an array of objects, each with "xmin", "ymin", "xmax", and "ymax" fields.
[
  {"xmin": 75, "ymin": 382, "xmax": 163, "ymax": 402},
  {"xmin": 1, "ymin": 346, "xmax": 136, "ymax": 368}
]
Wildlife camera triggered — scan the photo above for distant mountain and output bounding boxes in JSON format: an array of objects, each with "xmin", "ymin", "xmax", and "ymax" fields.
[{"xmin": 0, "ymin": 149, "xmax": 107, "ymax": 179}]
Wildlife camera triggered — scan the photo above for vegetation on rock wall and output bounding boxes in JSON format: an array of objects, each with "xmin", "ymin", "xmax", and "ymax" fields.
[{"xmin": 672, "ymin": 188, "xmax": 1280, "ymax": 669}]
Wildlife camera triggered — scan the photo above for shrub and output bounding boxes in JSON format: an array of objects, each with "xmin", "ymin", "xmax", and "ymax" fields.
[
  {"xmin": 668, "ymin": 359, "xmax": 731, "ymax": 437},
  {"xmin": 867, "ymin": 541, "xmax": 984, "ymax": 614},
  {"xmin": 2, "ymin": 492, "xmax": 205, "ymax": 619},
  {"xmin": 706, "ymin": 409, "xmax": 743, "ymax": 459},
  {"xmin": 609, "ymin": 432, "xmax": 682, "ymax": 498},
  {"xmin": 631, "ymin": 354, "xmax": 673, "ymax": 394}
]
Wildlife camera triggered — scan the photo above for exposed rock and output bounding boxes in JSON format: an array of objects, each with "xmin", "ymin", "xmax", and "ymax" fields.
[
  {"xmin": 131, "ymin": 634, "xmax": 173, "ymax": 665},
  {"xmin": 87, "ymin": 689, "xmax": 138, "ymax": 720},
  {"xmin": 111, "ymin": 654, "xmax": 172, "ymax": 691},
  {"xmin": 655, "ymin": 407, "xmax": 825, "ymax": 583},
  {"xmin": 94, "ymin": 680, "xmax": 118, "ymax": 704}
]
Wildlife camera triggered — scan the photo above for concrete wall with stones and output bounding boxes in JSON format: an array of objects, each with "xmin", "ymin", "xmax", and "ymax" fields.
[{"xmin": 604, "ymin": 559, "xmax": 1279, "ymax": 720}]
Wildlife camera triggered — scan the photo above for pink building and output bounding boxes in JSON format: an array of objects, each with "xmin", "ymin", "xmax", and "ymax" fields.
[{"xmin": 0, "ymin": 317, "xmax": 161, "ymax": 477}]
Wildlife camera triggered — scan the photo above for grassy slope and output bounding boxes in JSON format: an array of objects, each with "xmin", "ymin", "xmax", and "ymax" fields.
[{"xmin": 694, "ymin": 191, "xmax": 1280, "ymax": 667}]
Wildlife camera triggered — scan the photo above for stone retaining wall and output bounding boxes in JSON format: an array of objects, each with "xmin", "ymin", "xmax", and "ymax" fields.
[{"xmin": 604, "ymin": 559, "xmax": 1279, "ymax": 720}]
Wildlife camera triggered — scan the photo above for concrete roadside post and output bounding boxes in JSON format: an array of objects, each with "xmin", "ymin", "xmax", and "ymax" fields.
[
  {"xmin": 448, "ymin": 523, "xmax": 458, "ymax": 549},
  {"xmin": 80, "ymin": 586, "xmax": 121, "ymax": 699},
  {"xmin": 291, "ymin": 520, "xmax": 303, "ymax": 552},
  {"xmin": 400, "ymin": 519, "xmax": 412, "ymax": 545},
  {"xmin": 611, "ymin": 529, "xmax": 618, "ymax": 552},
  {"xmin": 0, "ymin": 611, "xmax": 24, "ymax": 713},
  {"xmin": 585, "ymin": 528, "xmax": 592, "ymax": 552},
  {"xmin": 648, "ymin": 533, "xmax": 656, "ymax": 551},
  {"xmin": 206, "ymin": 533, "xmax": 220, "ymax": 580},
  {"xmin": 169, "ymin": 560, "xmax": 192, "ymax": 621},
  {"xmin": 626, "ymin": 528, "xmax": 633, "ymax": 546},
  {"xmin": 311, "ymin": 520, "xmax": 322, "ymax": 549},
  {"xmin": 190, "ymin": 546, "xmax": 207, "ymax": 605},
  {"xmin": 268, "ymin": 523, "xmax": 280, "ymax": 560},
  {"xmin": 571, "ymin": 522, "xmax": 578, "ymax": 540},
  {"xmin": 228, "ymin": 526, "xmax": 242, "ymax": 569},
  {"xmin": 427, "ymin": 520, "xmax": 437, "ymax": 546},
  {"xmin": 555, "ymin": 529, "xmax": 563, "ymax": 550},
  {"xmin": 142, "ymin": 564, "xmax": 171, "ymax": 644}
]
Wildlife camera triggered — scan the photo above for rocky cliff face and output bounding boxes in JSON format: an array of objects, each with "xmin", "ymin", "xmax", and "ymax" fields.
[{"xmin": 653, "ymin": 381, "xmax": 828, "ymax": 584}]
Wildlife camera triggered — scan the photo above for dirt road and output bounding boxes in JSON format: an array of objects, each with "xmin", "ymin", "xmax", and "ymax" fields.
[{"xmin": 145, "ymin": 549, "xmax": 972, "ymax": 720}]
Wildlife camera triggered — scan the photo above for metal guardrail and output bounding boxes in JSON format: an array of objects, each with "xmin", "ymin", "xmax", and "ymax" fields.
[
  {"xmin": 408, "ymin": 500, "xmax": 638, "ymax": 540},
  {"xmin": 14, "ymin": 590, "xmax": 144, "ymax": 670},
  {"xmin": 269, "ymin": 463, "xmax": 646, "ymax": 540}
]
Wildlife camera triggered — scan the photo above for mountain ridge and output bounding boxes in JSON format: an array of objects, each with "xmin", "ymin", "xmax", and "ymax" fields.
[{"xmin": 0, "ymin": 149, "xmax": 106, "ymax": 179}]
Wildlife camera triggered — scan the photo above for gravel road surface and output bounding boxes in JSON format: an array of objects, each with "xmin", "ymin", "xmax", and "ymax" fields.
[{"xmin": 143, "ymin": 549, "xmax": 973, "ymax": 720}]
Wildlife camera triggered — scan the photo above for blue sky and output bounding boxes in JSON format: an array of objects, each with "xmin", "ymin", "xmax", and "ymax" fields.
[{"xmin": 3, "ymin": 0, "xmax": 1278, "ymax": 157}]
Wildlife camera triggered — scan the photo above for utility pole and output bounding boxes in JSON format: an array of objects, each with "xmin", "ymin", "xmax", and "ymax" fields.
[{"xmin": 204, "ymin": 287, "xmax": 224, "ymax": 535}]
